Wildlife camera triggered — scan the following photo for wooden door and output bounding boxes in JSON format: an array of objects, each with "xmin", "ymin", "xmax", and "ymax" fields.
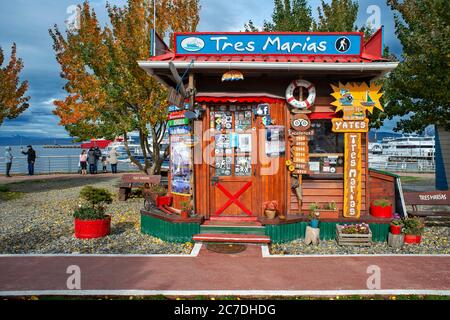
[{"xmin": 209, "ymin": 104, "xmax": 259, "ymax": 216}]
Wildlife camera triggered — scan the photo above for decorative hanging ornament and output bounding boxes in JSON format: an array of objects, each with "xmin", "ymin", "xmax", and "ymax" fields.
[
  {"xmin": 285, "ymin": 79, "xmax": 316, "ymax": 109},
  {"xmin": 222, "ymin": 70, "xmax": 244, "ymax": 82}
]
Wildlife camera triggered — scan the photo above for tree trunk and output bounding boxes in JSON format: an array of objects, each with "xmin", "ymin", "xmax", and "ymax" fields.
[{"xmin": 123, "ymin": 133, "xmax": 146, "ymax": 174}]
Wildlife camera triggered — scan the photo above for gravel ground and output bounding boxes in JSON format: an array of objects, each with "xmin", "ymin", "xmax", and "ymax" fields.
[
  {"xmin": 270, "ymin": 227, "xmax": 450, "ymax": 255},
  {"xmin": 0, "ymin": 177, "xmax": 192, "ymax": 254}
]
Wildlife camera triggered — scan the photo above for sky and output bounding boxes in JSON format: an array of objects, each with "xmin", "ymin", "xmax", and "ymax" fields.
[{"xmin": 0, "ymin": 0, "xmax": 402, "ymax": 138}]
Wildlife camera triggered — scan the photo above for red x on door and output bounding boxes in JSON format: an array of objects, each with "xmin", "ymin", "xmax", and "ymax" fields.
[{"xmin": 214, "ymin": 181, "xmax": 253, "ymax": 216}]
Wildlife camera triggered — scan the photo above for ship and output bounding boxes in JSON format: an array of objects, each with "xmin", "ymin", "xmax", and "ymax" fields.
[{"xmin": 361, "ymin": 91, "xmax": 375, "ymax": 107}]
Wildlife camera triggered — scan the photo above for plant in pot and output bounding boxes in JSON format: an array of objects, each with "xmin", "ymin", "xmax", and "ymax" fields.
[
  {"xmin": 402, "ymin": 216, "xmax": 425, "ymax": 244},
  {"xmin": 262, "ymin": 200, "xmax": 278, "ymax": 219},
  {"xmin": 390, "ymin": 214, "xmax": 404, "ymax": 235},
  {"xmin": 320, "ymin": 201, "xmax": 339, "ymax": 219},
  {"xmin": 370, "ymin": 199, "xmax": 393, "ymax": 218},
  {"xmin": 73, "ymin": 186, "xmax": 113, "ymax": 239},
  {"xmin": 148, "ymin": 184, "xmax": 171, "ymax": 207},
  {"xmin": 308, "ymin": 203, "xmax": 320, "ymax": 228},
  {"xmin": 180, "ymin": 201, "xmax": 192, "ymax": 219}
]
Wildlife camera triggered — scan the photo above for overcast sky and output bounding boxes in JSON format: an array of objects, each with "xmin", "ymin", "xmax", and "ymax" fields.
[{"xmin": 0, "ymin": 0, "xmax": 402, "ymax": 138}]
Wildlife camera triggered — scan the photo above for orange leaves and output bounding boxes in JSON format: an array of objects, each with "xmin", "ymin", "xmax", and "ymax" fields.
[{"xmin": 0, "ymin": 43, "xmax": 30, "ymax": 125}]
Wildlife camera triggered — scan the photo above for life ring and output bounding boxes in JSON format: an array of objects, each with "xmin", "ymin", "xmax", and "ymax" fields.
[{"xmin": 285, "ymin": 79, "xmax": 316, "ymax": 109}]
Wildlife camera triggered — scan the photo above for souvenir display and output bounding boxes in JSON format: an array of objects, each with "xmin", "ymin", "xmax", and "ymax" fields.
[
  {"xmin": 265, "ymin": 126, "xmax": 285, "ymax": 157},
  {"xmin": 235, "ymin": 156, "xmax": 252, "ymax": 176},
  {"xmin": 170, "ymin": 135, "xmax": 192, "ymax": 195}
]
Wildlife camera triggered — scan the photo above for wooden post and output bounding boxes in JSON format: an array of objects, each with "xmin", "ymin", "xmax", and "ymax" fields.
[
  {"xmin": 304, "ymin": 226, "xmax": 320, "ymax": 245},
  {"xmin": 388, "ymin": 233, "xmax": 404, "ymax": 248}
]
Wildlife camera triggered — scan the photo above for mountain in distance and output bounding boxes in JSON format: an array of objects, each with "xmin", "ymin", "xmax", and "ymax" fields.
[{"xmin": 0, "ymin": 135, "xmax": 77, "ymax": 146}]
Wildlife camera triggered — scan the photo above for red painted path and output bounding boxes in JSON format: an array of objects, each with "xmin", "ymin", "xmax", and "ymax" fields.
[{"xmin": 1, "ymin": 246, "xmax": 449, "ymax": 293}]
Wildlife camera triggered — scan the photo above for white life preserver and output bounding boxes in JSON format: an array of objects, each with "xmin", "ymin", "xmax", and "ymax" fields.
[{"xmin": 285, "ymin": 79, "xmax": 316, "ymax": 109}]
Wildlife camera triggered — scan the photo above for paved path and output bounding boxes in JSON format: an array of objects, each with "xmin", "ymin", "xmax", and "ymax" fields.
[
  {"xmin": 0, "ymin": 173, "xmax": 125, "ymax": 184},
  {"xmin": 1, "ymin": 246, "xmax": 449, "ymax": 295}
]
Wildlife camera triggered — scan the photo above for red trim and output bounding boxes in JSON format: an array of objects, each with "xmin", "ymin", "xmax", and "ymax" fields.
[
  {"xmin": 304, "ymin": 100, "xmax": 311, "ymax": 108},
  {"xmin": 196, "ymin": 96, "xmax": 284, "ymax": 103},
  {"xmin": 362, "ymin": 27, "xmax": 384, "ymax": 60},
  {"xmin": 214, "ymin": 181, "xmax": 252, "ymax": 216},
  {"xmin": 309, "ymin": 112, "xmax": 337, "ymax": 120},
  {"xmin": 175, "ymin": 31, "xmax": 363, "ymax": 36}
]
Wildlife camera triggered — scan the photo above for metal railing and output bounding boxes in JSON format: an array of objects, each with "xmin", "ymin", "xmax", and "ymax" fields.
[
  {"xmin": 369, "ymin": 161, "xmax": 435, "ymax": 173},
  {"xmin": 0, "ymin": 156, "xmax": 140, "ymax": 175}
]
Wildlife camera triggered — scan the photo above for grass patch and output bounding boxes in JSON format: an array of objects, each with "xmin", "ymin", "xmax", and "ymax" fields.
[
  {"xmin": 0, "ymin": 184, "xmax": 23, "ymax": 201},
  {"xmin": 400, "ymin": 176, "xmax": 427, "ymax": 184}
]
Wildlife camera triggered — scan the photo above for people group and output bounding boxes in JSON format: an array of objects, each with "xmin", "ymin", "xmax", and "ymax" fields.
[
  {"xmin": 3, "ymin": 144, "xmax": 119, "ymax": 178},
  {"xmin": 79, "ymin": 146, "xmax": 120, "ymax": 175},
  {"xmin": 3, "ymin": 145, "xmax": 37, "ymax": 177}
]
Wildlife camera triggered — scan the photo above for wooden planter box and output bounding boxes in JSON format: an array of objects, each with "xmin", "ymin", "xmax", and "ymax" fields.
[
  {"xmin": 336, "ymin": 225, "xmax": 372, "ymax": 246},
  {"xmin": 318, "ymin": 209, "xmax": 339, "ymax": 219}
]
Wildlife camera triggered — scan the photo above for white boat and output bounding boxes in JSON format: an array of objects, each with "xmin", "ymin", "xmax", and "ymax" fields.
[{"xmin": 369, "ymin": 134, "xmax": 435, "ymax": 172}]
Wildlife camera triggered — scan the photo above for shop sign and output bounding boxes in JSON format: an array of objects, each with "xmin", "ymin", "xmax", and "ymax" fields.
[
  {"xmin": 288, "ymin": 129, "xmax": 314, "ymax": 137},
  {"xmin": 255, "ymin": 103, "xmax": 270, "ymax": 116},
  {"xmin": 290, "ymin": 114, "xmax": 311, "ymax": 131},
  {"xmin": 343, "ymin": 133, "xmax": 362, "ymax": 218},
  {"xmin": 332, "ymin": 118, "xmax": 369, "ymax": 133},
  {"xmin": 168, "ymin": 110, "xmax": 186, "ymax": 120},
  {"xmin": 168, "ymin": 118, "xmax": 189, "ymax": 127},
  {"xmin": 168, "ymin": 125, "xmax": 191, "ymax": 135},
  {"xmin": 176, "ymin": 33, "xmax": 362, "ymax": 55}
]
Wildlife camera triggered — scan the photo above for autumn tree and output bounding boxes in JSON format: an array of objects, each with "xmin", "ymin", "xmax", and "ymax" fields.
[
  {"xmin": 313, "ymin": 0, "xmax": 359, "ymax": 32},
  {"xmin": 382, "ymin": 0, "xmax": 450, "ymax": 132},
  {"xmin": 50, "ymin": 0, "xmax": 200, "ymax": 174},
  {"xmin": 0, "ymin": 43, "xmax": 30, "ymax": 126},
  {"xmin": 244, "ymin": 0, "xmax": 313, "ymax": 32}
]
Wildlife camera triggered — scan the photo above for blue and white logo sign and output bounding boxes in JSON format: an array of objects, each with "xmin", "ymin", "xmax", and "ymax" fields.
[
  {"xmin": 175, "ymin": 33, "xmax": 362, "ymax": 56},
  {"xmin": 180, "ymin": 37, "xmax": 205, "ymax": 52},
  {"xmin": 335, "ymin": 37, "xmax": 351, "ymax": 53}
]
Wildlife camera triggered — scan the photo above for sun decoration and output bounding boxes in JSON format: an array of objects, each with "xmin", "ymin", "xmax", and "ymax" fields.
[{"xmin": 330, "ymin": 82, "xmax": 383, "ymax": 115}]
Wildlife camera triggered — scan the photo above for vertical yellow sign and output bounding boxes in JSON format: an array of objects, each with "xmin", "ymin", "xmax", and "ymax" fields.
[{"xmin": 344, "ymin": 133, "xmax": 362, "ymax": 218}]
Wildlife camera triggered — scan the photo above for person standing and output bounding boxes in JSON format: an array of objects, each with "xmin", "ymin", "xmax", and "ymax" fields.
[
  {"xmin": 79, "ymin": 150, "xmax": 88, "ymax": 175},
  {"xmin": 108, "ymin": 147, "xmax": 120, "ymax": 174},
  {"xmin": 4, "ymin": 146, "xmax": 13, "ymax": 177},
  {"xmin": 101, "ymin": 155, "xmax": 108, "ymax": 173},
  {"xmin": 21, "ymin": 145, "xmax": 36, "ymax": 176},
  {"xmin": 94, "ymin": 146, "xmax": 102, "ymax": 174},
  {"xmin": 87, "ymin": 147, "xmax": 96, "ymax": 174}
]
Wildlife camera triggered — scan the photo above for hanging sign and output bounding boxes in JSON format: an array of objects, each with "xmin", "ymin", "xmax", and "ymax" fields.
[
  {"xmin": 169, "ymin": 125, "xmax": 191, "ymax": 135},
  {"xmin": 222, "ymin": 70, "xmax": 244, "ymax": 81},
  {"xmin": 291, "ymin": 114, "xmax": 311, "ymax": 131},
  {"xmin": 343, "ymin": 133, "xmax": 362, "ymax": 218},
  {"xmin": 168, "ymin": 110, "xmax": 186, "ymax": 120},
  {"xmin": 176, "ymin": 33, "xmax": 362, "ymax": 56},
  {"xmin": 332, "ymin": 118, "xmax": 369, "ymax": 133},
  {"xmin": 255, "ymin": 103, "xmax": 270, "ymax": 116},
  {"xmin": 168, "ymin": 118, "xmax": 189, "ymax": 127},
  {"xmin": 168, "ymin": 87, "xmax": 185, "ymax": 108}
]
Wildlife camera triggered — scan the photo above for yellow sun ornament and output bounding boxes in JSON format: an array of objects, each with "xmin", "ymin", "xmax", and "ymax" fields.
[{"xmin": 330, "ymin": 82, "xmax": 383, "ymax": 116}]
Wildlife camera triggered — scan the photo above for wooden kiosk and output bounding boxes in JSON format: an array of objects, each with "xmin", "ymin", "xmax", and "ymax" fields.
[{"xmin": 139, "ymin": 29, "xmax": 400, "ymax": 243}]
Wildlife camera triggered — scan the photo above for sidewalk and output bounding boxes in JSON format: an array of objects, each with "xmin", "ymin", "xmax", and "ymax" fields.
[
  {"xmin": 0, "ymin": 172, "xmax": 125, "ymax": 184},
  {"xmin": 1, "ymin": 245, "xmax": 449, "ymax": 296}
]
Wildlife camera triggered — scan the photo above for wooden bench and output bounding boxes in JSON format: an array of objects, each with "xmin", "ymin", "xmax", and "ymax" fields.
[
  {"xmin": 403, "ymin": 190, "xmax": 450, "ymax": 226},
  {"xmin": 118, "ymin": 174, "xmax": 161, "ymax": 201}
]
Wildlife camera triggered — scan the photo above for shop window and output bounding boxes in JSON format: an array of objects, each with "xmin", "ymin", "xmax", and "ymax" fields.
[{"xmin": 308, "ymin": 120, "xmax": 344, "ymax": 176}]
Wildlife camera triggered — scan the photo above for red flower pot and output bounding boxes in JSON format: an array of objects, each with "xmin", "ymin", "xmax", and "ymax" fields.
[
  {"xmin": 74, "ymin": 216, "xmax": 111, "ymax": 239},
  {"xmin": 156, "ymin": 195, "xmax": 173, "ymax": 207},
  {"xmin": 404, "ymin": 234, "xmax": 422, "ymax": 244},
  {"xmin": 390, "ymin": 225, "xmax": 402, "ymax": 235},
  {"xmin": 181, "ymin": 211, "xmax": 189, "ymax": 219},
  {"xmin": 370, "ymin": 204, "xmax": 393, "ymax": 218}
]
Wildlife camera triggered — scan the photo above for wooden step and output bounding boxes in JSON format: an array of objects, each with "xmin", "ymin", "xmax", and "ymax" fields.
[
  {"xmin": 200, "ymin": 225, "xmax": 266, "ymax": 235},
  {"xmin": 203, "ymin": 220, "xmax": 262, "ymax": 226},
  {"xmin": 193, "ymin": 233, "xmax": 270, "ymax": 244},
  {"xmin": 209, "ymin": 216, "xmax": 258, "ymax": 222}
]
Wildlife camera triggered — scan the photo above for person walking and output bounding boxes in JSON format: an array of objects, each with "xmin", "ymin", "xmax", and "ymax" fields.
[
  {"xmin": 4, "ymin": 146, "xmax": 13, "ymax": 177},
  {"xmin": 79, "ymin": 150, "xmax": 88, "ymax": 175},
  {"xmin": 93, "ymin": 146, "xmax": 102, "ymax": 174},
  {"xmin": 87, "ymin": 147, "xmax": 96, "ymax": 174},
  {"xmin": 108, "ymin": 147, "xmax": 120, "ymax": 174},
  {"xmin": 21, "ymin": 145, "xmax": 36, "ymax": 176}
]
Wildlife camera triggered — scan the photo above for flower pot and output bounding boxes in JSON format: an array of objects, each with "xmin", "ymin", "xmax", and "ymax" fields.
[
  {"xmin": 264, "ymin": 209, "xmax": 277, "ymax": 219},
  {"xmin": 156, "ymin": 195, "xmax": 172, "ymax": 207},
  {"xmin": 319, "ymin": 209, "xmax": 339, "ymax": 219},
  {"xmin": 370, "ymin": 204, "xmax": 393, "ymax": 218},
  {"xmin": 310, "ymin": 219, "xmax": 319, "ymax": 228},
  {"xmin": 404, "ymin": 234, "xmax": 421, "ymax": 244},
  {"xmin": 74, "ymin": 216, "xmax": 111, "ymax": 239},
  {"xmin": 181, "ymin": 211, "xmax": 190, "ymax": 219},
  {"xmin": 278, "ymin": 213, "xmax": 287, "ymax": 220},
  {"xmin": 390, "ymin": 225, "xmax": 402, "ymax": 235}
]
